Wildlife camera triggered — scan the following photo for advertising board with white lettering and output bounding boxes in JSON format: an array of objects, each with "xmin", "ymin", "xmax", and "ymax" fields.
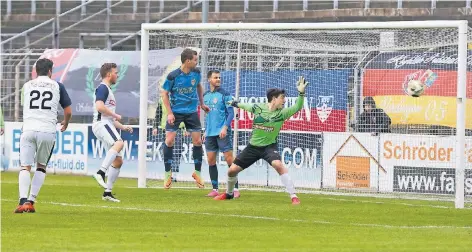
[
  {"xmin": 1, "ymin": 122, "xmax": 88, "ymax": 174},
  {"xmin": 380, "ymin": 134, "xmax": 472, "ymax": 193},
  {"xmin": 236, "ymin": 130, "xmax": 323, "ymax": 188},
  {"xmin": 322, "ymin": 132, "xmax": 383, "ymax": 191},
  {"xmin": 393, "ymin": 166, "xmax": 472, "ymax": 195},
  {"xmin": 86, "ymin": 125, "xmax": 322, "ymax": 188}
]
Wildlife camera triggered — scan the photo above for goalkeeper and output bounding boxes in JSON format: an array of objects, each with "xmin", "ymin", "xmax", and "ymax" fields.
[{"xmin": 214, "ymin": 76, "xmax": 309, "ymax": 205}]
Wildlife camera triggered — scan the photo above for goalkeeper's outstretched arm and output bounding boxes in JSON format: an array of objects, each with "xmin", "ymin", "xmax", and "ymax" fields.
[
  {"xmin": 280, "ymin": 94, "xmax": 304, "ymax": 120},
  {"xmin": 280, "ymin": 76, "xmax": 309, "ymax": 120},
  {"xmin": 228, "ymin": 100, "xmax": 255, "ymax": 113}
]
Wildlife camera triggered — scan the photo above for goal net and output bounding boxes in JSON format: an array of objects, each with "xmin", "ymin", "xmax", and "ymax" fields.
[{"xmin": 138, "ymin": 22, "xmax": 470, "ymax": 208}]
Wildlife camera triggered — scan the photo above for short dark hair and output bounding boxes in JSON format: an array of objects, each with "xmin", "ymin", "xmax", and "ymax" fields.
[
  {"xmin": 363, "ymin": 96, "xmax": 376, "ymax": 108},
  {"xmin": 181, "ymin": 48, "xmax": 198, "ymax": 64},
  {"xmin": 100, "ymin": 63, "xmax": 117, "ymax": 78},
  {"xmin": 35, "ymin": 58, "xmax": 54, "ymax": 76},
  {"xmin": 207, "ymin": 70, "xmax": 220, "ymax": 79},
  {"xmin": 266, "ymin": 88, "xmax": 285, "ymax": 102}
]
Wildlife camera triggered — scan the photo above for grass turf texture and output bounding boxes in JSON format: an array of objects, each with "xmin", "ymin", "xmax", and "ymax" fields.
[{"xmin": 2, "ymin": 172, "xmax": 472, "ymax": 252}]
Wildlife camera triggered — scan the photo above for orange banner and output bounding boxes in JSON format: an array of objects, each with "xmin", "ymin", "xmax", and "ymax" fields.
[{"xmin": 336, "ymin": 156, "xmax": 370, "ymax": 188}]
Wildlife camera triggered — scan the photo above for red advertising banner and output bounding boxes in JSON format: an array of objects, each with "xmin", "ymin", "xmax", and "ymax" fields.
[
  {"xmin": 31, "ymin": 49, "xmax": 78, "ymax": 82},
  {"xmin": 363, "ymin": 69, "xmax": 472, "ymax": 98}
]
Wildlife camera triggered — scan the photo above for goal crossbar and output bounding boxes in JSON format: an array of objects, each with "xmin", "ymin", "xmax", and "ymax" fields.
[
  {"xmin": 141, "ymin": 21, "xmax": 467, "ymax": 31},
  {"xmin": 138, "ymin": 21, "xmax": 468, "ymax": 209}
]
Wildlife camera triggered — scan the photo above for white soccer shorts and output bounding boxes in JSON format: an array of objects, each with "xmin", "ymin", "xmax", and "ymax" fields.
[
  {"xmin": 20, "ymin": 131, "xmax": 56, "ymax": 166},
  {"xmin": 92, "ymin": 121, "xmax": 124, "ymax": 157}
]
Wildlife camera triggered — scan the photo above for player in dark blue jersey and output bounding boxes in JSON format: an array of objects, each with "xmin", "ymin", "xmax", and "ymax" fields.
[
  {"xmin": 202, "ymin": 70, "xmax": 240, "ymax": 197},
  {"xmin": 161, "ymin": 48, "xmax": 210, "ymax": 189}
]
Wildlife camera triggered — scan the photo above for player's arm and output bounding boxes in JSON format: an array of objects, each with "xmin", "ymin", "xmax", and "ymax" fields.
[
  {"xmin": 197, "ymin": 83, "xmax": 210, "ymax": 112},
  {"xmin": 161, "ymin": 76, "xmax": 173, "ymax": 116},
  {"xmin": 197, "ymin": 83, "xmax": 205, "ymax": 107},
  {"xmin": 223, "ymin": 94, "xmax": 235, "ymax": 130},
  {"xmin": 113, "ymin": 120, "xmax": 133, "ymax": 133},
  {"xmin": 203, "ymin": 93, "xmax": 210, "ymax": 135},
  {"xmin": 58, "ymin": 83, "xmax": 72, "ymax": 132},
  {"xmin": 280, "ymin": 95, "xmax": 304, "ymax": 120},
  {"xmin": 95, "ymin": 85, "xmax": 120, "ymax": 120},
  {"xmin": 280, "ymin": 76, "xmax": 309, "ymax": 120},
  {"xmin": 228, "ymin": 100, "xmax": 255, "ymax": 113}
]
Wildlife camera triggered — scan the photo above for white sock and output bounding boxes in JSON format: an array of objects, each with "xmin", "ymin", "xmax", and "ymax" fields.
[
  {"xmin": 19, "ymin": 169, "xmax": 31, "ymax": 199},
  {"xmin": 280, "ymin": 173, "xmax": 297, "ymax": 198},
  {"xmin": 28, "ymin": 170, "xmax": 46, "ymax": 202},
  {"xmin": 105, "ymin": 166, "xmax": 120, "ymax": 192},
  {"xmin": 101, "ymin": 149, "xmax": 118, "ymax": 171},
  {"xmin": 226, "ymin": 176, "xmax": 238, "ymax": 195}
]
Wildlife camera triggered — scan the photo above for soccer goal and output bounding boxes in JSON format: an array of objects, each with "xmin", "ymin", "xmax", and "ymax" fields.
[{"xmin": 138, "ymin": 21, "xmax": 469, "ymax": 209}]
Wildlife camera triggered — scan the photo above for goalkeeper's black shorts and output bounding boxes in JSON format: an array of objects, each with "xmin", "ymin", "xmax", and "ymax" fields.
[{"xmin": 234, "ymin": 143, "xmax": 281, "ymax": 169}]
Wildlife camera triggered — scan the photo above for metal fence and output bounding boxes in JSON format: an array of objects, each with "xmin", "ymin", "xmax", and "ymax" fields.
[{"xmin": 4, "ymin": 0, "xmax": 472, "ymax": 16}]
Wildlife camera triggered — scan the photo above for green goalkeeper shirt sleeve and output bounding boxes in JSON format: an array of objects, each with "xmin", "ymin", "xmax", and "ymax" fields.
[
  {"xmin": 237, "ymin": 103, "xmax": 254, "ymax": 112},
  {"xmin": 280, "ymin": 94, "xmax": 304, "ymax": 120}
]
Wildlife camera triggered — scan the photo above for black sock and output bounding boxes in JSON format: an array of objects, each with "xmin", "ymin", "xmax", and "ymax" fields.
[
  {"xmin": 193, "ymin": 145, "xmax": 203, "ymax": 172},
  {"xmin": 209, "ymin": 165, "xmax": 218, "ymax": 189},
  {"xmin": 97, "ymin": 170, "xmax": 105, "ymax": 179},
  {"xmin": 163, "ymin": 144, "xmax": 174, "ymax": 172},
  {"xmin": 19, "ymin": 198, "xmax": 27, "ymax": 205}
]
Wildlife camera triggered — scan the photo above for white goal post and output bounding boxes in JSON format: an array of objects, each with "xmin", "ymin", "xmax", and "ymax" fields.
[{"xmin": 138, "ymin": 21, "xmax": 468, "ymax": 209}]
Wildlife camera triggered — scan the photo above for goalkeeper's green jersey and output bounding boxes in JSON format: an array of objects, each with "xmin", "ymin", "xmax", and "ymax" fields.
[{"xmin": 237, "ymin": 94, "xmax": 304, "ymax": 147}]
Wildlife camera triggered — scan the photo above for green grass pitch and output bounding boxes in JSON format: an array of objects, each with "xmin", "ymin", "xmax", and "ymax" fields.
[{"xmin": 2, "ymin": 172, "xmax": 471, "ymax": 251}]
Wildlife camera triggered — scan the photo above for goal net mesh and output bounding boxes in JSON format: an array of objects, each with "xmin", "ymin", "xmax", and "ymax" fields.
[{"xmin": 143, "ymin": 27, "xmax": 471, "ymax": 203}]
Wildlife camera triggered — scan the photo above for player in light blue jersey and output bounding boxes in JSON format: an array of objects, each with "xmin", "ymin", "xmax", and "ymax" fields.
[
  {"xmin": 203, "ymin": 70, "xmax": 240, "ymax": 197},
  {"xmin": 161, "ymin": 48, "xmax": 210, "ymax": 189}
]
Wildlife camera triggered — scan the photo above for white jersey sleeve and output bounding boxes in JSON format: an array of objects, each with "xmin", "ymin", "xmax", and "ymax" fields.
[
  {"xmin": 93, "ymin": 83, "xmax": 116, "ymax": 123},
  {"xmin": 22, "ymin": 76, "xmax": 72, "ymax": 133}
]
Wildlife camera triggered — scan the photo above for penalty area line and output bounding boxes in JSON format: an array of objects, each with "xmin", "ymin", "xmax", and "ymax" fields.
[{"xmin": 2, "ymin": 198, "xmax": 471, "ymax": 230}]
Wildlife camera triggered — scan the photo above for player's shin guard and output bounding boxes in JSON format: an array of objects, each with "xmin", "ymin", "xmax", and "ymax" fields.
[
  {"xmin": 209, "ymin": 165, "xmax": 218, "ymax": 189},
  {"xmin": 19, "ymin": 169, "xmax": 31, "ymax": 202},
  {"xmin": 227, "ymin": 176, "xmax": 238, "ymax": 195},
  {"xmin": 193, "ymin": 145, "xmax": 203, "ymax": 172},
  {"xmin": 280, "ymin": 173, "xmax": 297, "ymax": 198},
  {"xmin": 106, "ymin": 166, "xmax": 120, "ymax": 192},
  {"xmin": 28, "ymin": 168, "xmax": 46, "ymax": 203},
  {"xmin": 163, "ymin": 144, "xmax": 173, "ymax": 172}
]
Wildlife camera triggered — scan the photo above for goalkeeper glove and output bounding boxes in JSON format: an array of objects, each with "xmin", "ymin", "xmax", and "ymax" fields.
[
  {"xmin": 297, "ymin": 76, "xmax": 309, "ymax": 94},
  {"xmin": 227, "ymin": 100, "xmax": 239, "ymax": 108}
]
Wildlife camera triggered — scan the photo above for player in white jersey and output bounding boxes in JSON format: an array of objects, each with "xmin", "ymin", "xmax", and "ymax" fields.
[
  {"xmin": 15, "ymin": 58, "xmax": 72, "ymax": 213},
  {"xmin": 91, "ymin": 63, "xmax": 132, "ymax": 202}
]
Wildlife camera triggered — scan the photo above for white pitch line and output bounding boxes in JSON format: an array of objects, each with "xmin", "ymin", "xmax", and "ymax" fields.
[
  {"xmin": 2, "ymin": 199, "xmax": 471, "ymax": 230},
  {"xmin": 2, "ymin": 180, "xmax": 470, "ymax": 210},
  {"xmin": 323, "ymin": 197, "xmax": 453, "ymax": 209}
]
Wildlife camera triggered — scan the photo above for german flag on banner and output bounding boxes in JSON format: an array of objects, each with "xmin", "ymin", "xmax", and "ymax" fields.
[{"xmin": 363, "ymin": 51, "xmax": 472, "ymax": 128}]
